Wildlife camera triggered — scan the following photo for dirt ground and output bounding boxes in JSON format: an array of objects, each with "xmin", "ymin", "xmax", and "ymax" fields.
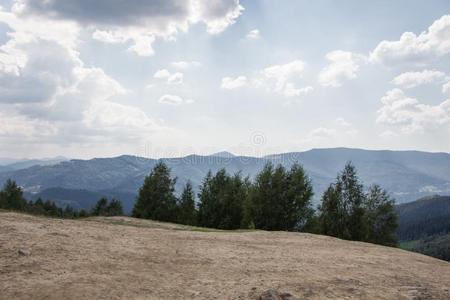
[{"xmin": 0, "ymin": 212, "xmax": 449, "ymax": 299}]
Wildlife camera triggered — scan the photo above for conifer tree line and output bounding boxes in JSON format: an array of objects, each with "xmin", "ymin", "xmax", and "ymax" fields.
[
  {"xmin": 0, "ymin": 179, "xmax": 123, "ymax": 218},
  {"xmin": 132, "ymin": 161, "xmax": 398, "ymax": 246},
  {"xmin": 0, "ymin": 160, "xmax": 398, "ymax": 246}
]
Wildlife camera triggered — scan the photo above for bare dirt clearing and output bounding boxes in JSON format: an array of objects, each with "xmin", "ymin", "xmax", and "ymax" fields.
[{"xmin": 0, "ymin": 212, "xmax": 449, "ymax": 299}]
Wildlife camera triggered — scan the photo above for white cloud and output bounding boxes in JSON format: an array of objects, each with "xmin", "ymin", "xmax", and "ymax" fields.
[
  {"xmin": 282, "ymin": 84, "xmax": 313, "ymax": 98},
  {"xmin": 259, "ymin": 60, "xmax": 310, "ymax": 97},
  {"xmin": 158, "ymin": 94, "xmax": 194, "ymax": 105},
  {"xmin": 225, "ymin": 60, "xmax": 311, "ymax": 98},
  {"xmin": 370, "ymin": 14, "xmax": 450, "ymax": 65},
  {"xmin": 379, "ymin": 130, "xmax": 398, "ymax": 138},
  {"xmin": 301, "ymin": 118, "xmax": 358, "ymax": 145},
  {"xmin": 391, "ymin": 70, "xmax": 445, "ymax": 88},
  {"xmin": 377, "ymin": 89, "xmax": 450, "ymax": 133},
  {"xmin": 14, "ymin": 0, "xmax": 244, "ymax": 56},
  {"xmin": 171, "ymin": 61, "xmax": 201, "ymax": 69},
  {"xmin": 246, "ymin": 29, "xmax": 260, "ymax": 40},
  {"xmin": 442, "ymin": 79, "xmax": 450, "ymax": 94},
  {"xmin": 319, "ymin": 50, "xmax": 366, "ymax": 87},
  {"xmin": 221, "ymin": 76, "xmax": 247, "ymax": 89},
  {"xmin": 153, "ymin": 69, "xmax": 184, "ymax": 85},
  {"xmin": 0, "ymin": 7, "xmax": 165, "ymax": 147}
]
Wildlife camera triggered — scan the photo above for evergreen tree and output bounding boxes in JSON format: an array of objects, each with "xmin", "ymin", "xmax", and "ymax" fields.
[
  {"xmin": 197, "ymin": 169, "xmax": 247, "ymax": 229},
  {"xmin": 0, "ymin": 179, "xmax": 27, "ymax": 210},
  {"xmin": 91, "ymin": 197, "xmax": 108, "ymax": 216},
  {"xmin": 197, "ymin": 171, "xmax": 215, "ymax": 227},
  {"xmin": 132, "ymin": 161, "xmax": 177, "ymax": 222},
  {"xmin": 364, "ymin": 185, "xmax": 398, "ymax": 246},
  {"xmin": 177, "ymin": 181, "xmax": 197, "ymax": 226},
  {"xmin": 251, "ymin": 163, "xmax": 314, "ymax": 231},
  {"xmin": 318, "ymin": 163, "xmax": 398, "ymax": 246},
  {"xmin": 106, "ymin": 199, "xmax": 123, "ymax": 216},
  {"xmin": 318, "ymin": 184, "xmax": 346, "ymax": 237},
  {"xmin": 284, "ymin": 163, "xmax": 314, "ymax": 230}
]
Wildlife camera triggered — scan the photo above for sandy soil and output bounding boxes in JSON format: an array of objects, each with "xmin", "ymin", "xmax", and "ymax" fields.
[{"xmin": 0, "ymin": 212, "xmax": 449, "ymax": 300}]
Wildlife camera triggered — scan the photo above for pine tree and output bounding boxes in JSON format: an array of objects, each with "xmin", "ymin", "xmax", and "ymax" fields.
[
  {"xmin": 364, "ymin": 185, "xmax": 398, "ymax": 246},
  {"xmin": 177, "ymin": 181, "xmax": 197, "ymax": 226},
  {"xmin": 91, "ymin": 197, "xmax": 108, "ymax": 216},
  {"xmin": 132, "ymin": 161, "xmax": 177, "ymax": 222},
  {"xmin": 0, "ymin": 179, "xmax": 27, "ymax": 211},
  {"xmin": 318, "ymin": 184, "xmax": 346, "ymax": 237},
  {"xmin": 250, "ymin": 163, "xmax": 314, "ymax": 231},
  {"xmin": 197, "ymin": 169, "xmax": 247, "ymax": 229},
  {"xmin": 284, "ymin": 163, "xmax": 314, "ymax": 230},
  {"xmin": 106, "ymin": 199, "xmax": 123, "ymax": 216}
]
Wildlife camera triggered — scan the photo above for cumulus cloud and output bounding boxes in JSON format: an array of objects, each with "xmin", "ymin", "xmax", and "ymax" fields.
[
  {"xmin": 0, "ymin": 7, "xmax": 165, "ymax": 148},
  {"xmin": 222, "ymin": 60, "xmax": 311, "ymax": 98},
  {"xmin": 442, "ymin": 79, "xmax": 450, "ymax": 94},
  {"xmin": 377, "ymin": 89, "xmax": 450, "ymax": 133},
  {"xmin": 171, "ymin": 61, "xmax": 201, "ymax": 69},
  {"xmin": 318, "ymin": 50, "xmax": 366, "ymax": 87},
  {"xmin": 259, "ymin": 60, "xmax": 311, "ymax": 97},
  {"xmin": 391, "ymin": 70, "xmax": 445, "ymax": 88},
  {"xmin": 245, "ymin": 29, "xmax": 260, "ymax": 40},
  {"xmin": 370, "ymin": 14, "xmax": 450, "ymax": 65},
  {"xmin": 153, "ymin": 69, "xmax": 184, "ymax": 85},
  {"xmin": 158, "ymin": 94, "xmax": 194, "ymax": 105},
  {"xmin": 282, "ymin": 84, "xmax": 313, "ymax": 98},
  {"xmin": 14, "ymin": 0, "xmax": 244, "ymax": 56},
  {"xmin": 221, "ymin": 76, "xmax": 247, "ymax": 89},
  {"xmin": 301, "ymin": 118, "xmax": 358, "ymax": 145}
]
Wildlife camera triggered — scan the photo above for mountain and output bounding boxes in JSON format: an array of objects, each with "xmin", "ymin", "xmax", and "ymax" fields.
[
  {"xmin": 209, "ymin": 151, "xmax": 236, "ymax": 158},
  {"xmin": 0, "ymin": 157, "xmax": 68, "ymax": 173},
  {"xmin": 396, "ymin": 195, "xmax": 450, "ymax": 261},
  {"xmin": 0, "ymin": 148, "xmax": 449, "ymax": 213}
]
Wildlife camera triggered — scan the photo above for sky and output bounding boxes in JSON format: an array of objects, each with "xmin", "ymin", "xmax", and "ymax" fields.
[{"xmin": 0, "ymin": 0, "xmax": 450, "ymax": 159}]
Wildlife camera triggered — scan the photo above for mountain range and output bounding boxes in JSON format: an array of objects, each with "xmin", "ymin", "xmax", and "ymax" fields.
[{"xmin": 0, "ymin": 148, "xmax": 449, "ymax": 212}]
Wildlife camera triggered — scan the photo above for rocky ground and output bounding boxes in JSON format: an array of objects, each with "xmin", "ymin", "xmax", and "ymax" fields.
[{"xmin": 0, "ymin": 212, "xmax": 449, "ymax": 299}]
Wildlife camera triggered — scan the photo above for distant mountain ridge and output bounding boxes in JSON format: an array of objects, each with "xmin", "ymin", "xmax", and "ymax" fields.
[
  {"xmin": 0, "ymin": 148, "xmax": 449, "ymax": 212},
  {"xmin": 0, "ymin": 157, "xmax": 68, "ymax": 173}
]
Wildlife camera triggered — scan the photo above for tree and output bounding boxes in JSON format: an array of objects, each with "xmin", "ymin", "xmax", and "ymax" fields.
[
  {"xmin": 177, "ymin": 181, "xmax": 197, "ymax": 226},
  {"xmin": 106, "ymin": 199, "xmax": 123, "ymax": 216},
  {"xmin": 91, "ymin": 197, "xmax": 108, "ymax": 216},
  {"xmin": 364, "ymin": 185, "xmax": 398, "ymax": 246},
  {"xmin": 284, "ymin": 163, "xmax": 314, "ymax": 230},
  {"xmin": 318, "ymin": 184, "xmax": 345, "ymax": 237},
  {"xmin": 197, "ymin": 169, "xmax": 248, "ymax": 229},
  {"xmin": 250, "ymin": 163, "xmax": 314, "ymax": 231},
  {"xmin": 339, "ymin": 163, "xmax": 367, "ymax": 240},
  {"xmin": 318, "ymin": 163, "xmax": 398, "ymax": 246},
  {"xmin": 132, "ymin": 161, "xmax": 177, "ymax": 222},
  {"xmin": 0, "ymin": 179, "xmax": 27, "ymax": 211}
]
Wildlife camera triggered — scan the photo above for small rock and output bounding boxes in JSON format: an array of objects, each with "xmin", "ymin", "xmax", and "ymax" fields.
[{"xmin": 18, "ymin": 249, "xmax": 31, "ymax": 256}]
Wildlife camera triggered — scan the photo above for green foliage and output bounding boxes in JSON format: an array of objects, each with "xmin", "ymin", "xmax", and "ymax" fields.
[
  {"xmin": 132, "ymin": 161, "xmax": 178, "ymax": 222},
  {"xmin": 251, "ymin": 162, "xmax": 314, "ymax": 231},
  {"xmin": 318, "ymin": 162, "xmax": 398, "ymax": 246},
  {"xmin": 364, "ymin": 185, "xmax": 398, "ymax": 246},
  {"xmin": 91, "ymin": 197, "xmax": 123, "ymax": 216},
  {"xmin": 0, "ymin": 179, "xmax": 27, "ymax": 211},
  {"xmin": 197, "ymin": 169, "xmax": 248, "ymax": 229},
  {"xmin": 177, "ymin": 181, "xmax": 197, "ymax": 226},
  {"xmin": 400, "ymin": 234, "xmax": 450, "ymax": 262}
]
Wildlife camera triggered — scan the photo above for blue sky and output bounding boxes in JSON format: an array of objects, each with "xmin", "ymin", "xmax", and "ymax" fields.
[{"xmin": 0, "ymin": 0, "xmax": 449, "ymax": 158}]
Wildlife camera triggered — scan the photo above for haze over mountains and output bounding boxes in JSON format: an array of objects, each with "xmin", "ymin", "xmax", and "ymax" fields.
[{"xmin": 0, "ymin": 148, "xmax": 449, "ymax": 213}]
